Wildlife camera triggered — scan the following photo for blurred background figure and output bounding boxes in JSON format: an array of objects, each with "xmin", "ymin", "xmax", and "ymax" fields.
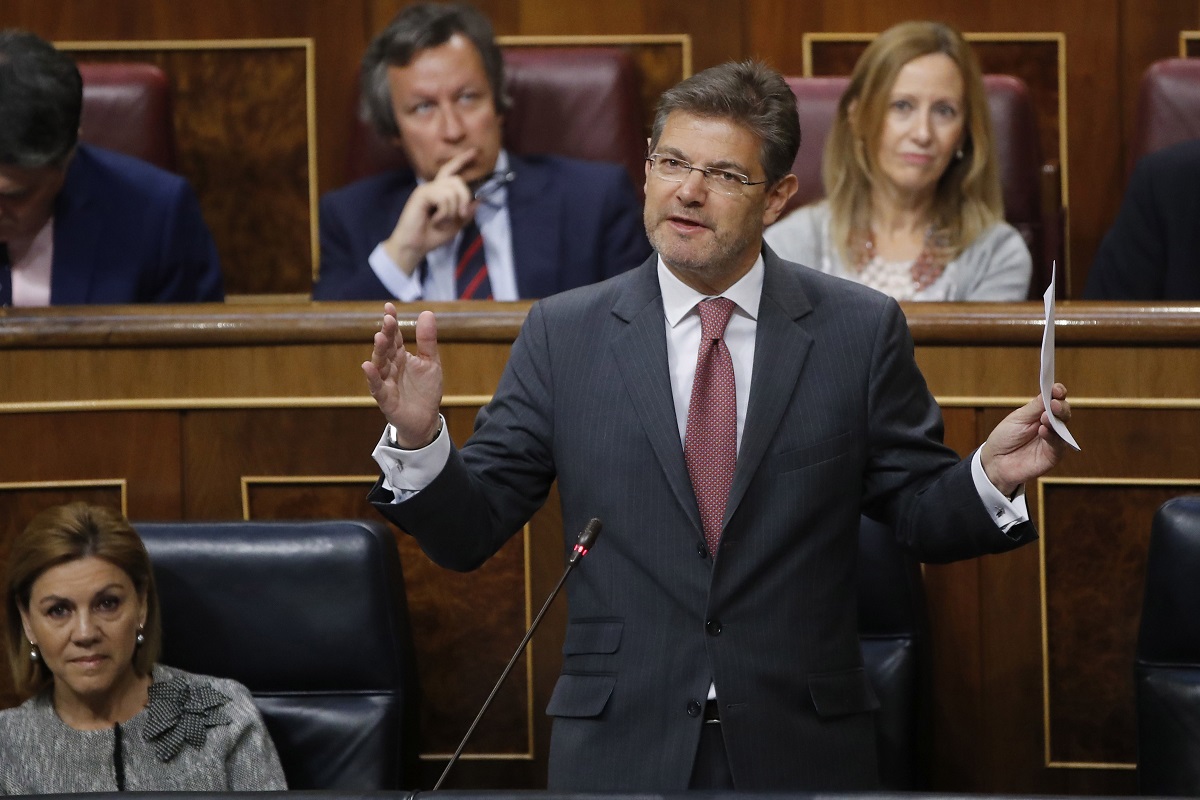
[
  {"xmin": 1083, "ymin": 138, "xmax": 1200, "ymax": 300},
  {"xmin": 765, "ymin": 21, "xmax": 1031, "ymax": 301},
  {"xmin": 0, "ymin": 30, "xmax": 223, "ymax": 307},
  {"xmin": 0, "ymin": 502, "xmax": 285, "ymax": 793},
  {"xmin": 314, "ymin": 2, "xmax": 649, "ymax": 302}
]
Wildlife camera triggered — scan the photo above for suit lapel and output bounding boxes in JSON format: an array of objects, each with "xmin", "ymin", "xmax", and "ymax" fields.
[
  {"xmin": 50, "ymin": 148, "xmax": 103, "ymax": 304},
  {"xmin": 506, "ymin": 155, "xmax": 561, "ymax": 297},
  {"xmin": 724, "ymin": 248, "xmax": 814, "ymax": 527},
  {"xmin": 610, "ymin": 259, "xmax": 703, "ymax": 534}
]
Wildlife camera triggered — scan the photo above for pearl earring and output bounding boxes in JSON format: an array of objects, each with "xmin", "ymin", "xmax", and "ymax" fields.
[
  {"xmin": 955, "ymin": 148, "xmax": 964, "ymax": 160},
  {"xmin": 136, "ymin": 628, "xmax": 146, "ymax": 646},
  {"xmin": 29, "ymin": 645, "xmax": 40, "ymax": 662}
]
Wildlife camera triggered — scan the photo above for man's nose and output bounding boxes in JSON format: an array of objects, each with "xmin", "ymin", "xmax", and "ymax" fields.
[
  {"xmin": 675, "ymin": 168, "xmax": 708, "ymax": 203},
  {"xmin": 440, "ymin": 103, "xmax": 467, "ymax": 142}
]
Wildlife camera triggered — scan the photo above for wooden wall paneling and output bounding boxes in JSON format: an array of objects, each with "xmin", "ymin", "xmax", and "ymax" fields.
[
  {"xmin": 1117, "ymin": 1, "xmax": 1200, "ymax": 160},
  {"xmin": 921, "ymin": 406, "xmax": 987, "ymax": 789},
  {"xmin": 0, "ymin": 411, "xmax": 182, "ymax": 520},
  {"xmin": 58, "ymin": 41, "xmax": 316, "ymax": 297},
  {"xmin": 1184, "ymin": 30, "xmax": 1200, "ymax": 56}
]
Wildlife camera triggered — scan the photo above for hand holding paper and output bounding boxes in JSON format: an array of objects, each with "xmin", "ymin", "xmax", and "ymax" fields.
[
  {"xmin": 1040, "ymin": 266, "xmax": 1080, "ymax": 450},
  {"xmin": 979, "ymin": 265, "xmax": 1078, "ymax": 497}
]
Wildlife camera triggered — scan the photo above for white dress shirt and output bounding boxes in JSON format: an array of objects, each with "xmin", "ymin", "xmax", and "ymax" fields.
[
  {"xmin": 9, "ymin": 217, "xmax": 54, "ymax": 307},
  {"xmin": 367, "ymin": 150, "xmax": 517, "ymax": 301}
]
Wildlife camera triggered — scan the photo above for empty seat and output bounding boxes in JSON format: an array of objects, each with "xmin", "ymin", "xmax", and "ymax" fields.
[
  {"xmin": 136, "ymin": 519, "xmax": 420, "ymax": 790},
  {"xmin": 78, "ymin": 62, "xmax": 177, "ymax": 171}
]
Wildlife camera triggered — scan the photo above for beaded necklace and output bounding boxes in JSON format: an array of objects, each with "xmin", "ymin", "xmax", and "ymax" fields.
[{"xmin": 853, "ymin": 226, "xmax": 948, "ymax": 292}]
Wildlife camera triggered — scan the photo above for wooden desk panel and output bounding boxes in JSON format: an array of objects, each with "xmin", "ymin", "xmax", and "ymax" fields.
[{"xmin": 1, "ymin": 300, "xmax": 1197, "ymax": 793}]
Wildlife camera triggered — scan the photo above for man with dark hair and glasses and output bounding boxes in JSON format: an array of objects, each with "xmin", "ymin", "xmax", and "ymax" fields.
[
  {"xmin": 361, "ymin": 60, "xmax": 1072, "ymax": 790},
  {"xmin": 314, "ymin": 2, "xmax": 649, "ymax": 301}
]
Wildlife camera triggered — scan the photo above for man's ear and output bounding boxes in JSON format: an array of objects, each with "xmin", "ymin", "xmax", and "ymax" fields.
[
  {"xmin": 763, "ymin": 173, "xmax": 798, "ymax": 227},
  {"xmin": 644, "ymin": 141, "xmax": 653, "ymax": 195}
]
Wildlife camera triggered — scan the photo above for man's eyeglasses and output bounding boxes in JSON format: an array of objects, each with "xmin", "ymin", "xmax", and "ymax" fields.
[{"xmin": 646, "ymin": 154, "xmax": 768, "ymax": 197}]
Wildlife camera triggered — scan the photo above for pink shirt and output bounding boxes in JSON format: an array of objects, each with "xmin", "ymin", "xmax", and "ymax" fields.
[{"xmin": 8, "ymin": 217, "xmax": 54, "ymax": 307}]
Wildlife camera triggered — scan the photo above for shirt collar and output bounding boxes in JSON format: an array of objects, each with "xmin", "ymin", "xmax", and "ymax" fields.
[{"xmin": 658, "ymin": 252, "xmax": 764, "ymax": 328}]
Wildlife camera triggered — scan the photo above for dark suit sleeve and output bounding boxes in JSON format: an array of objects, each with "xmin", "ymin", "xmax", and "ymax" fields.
[
  {"xmin": 314, "ymin": 193, "xmax": 360, "ymax": 300},
  {"xmin": 151, "ymin": 179, "xmax": 224, "ymax": 302},
  {"xmin": 596, "ymin": 169, "xmax": 651, "ymax": 280},
  {"xmin": 1083, "ymin": 154, "xmax": 1167, "ymax": 299},
  {"xmin": 862, "ymin": 297, "xmax": 1035, "ymax": 561},
  {"xmin": 372, "ymin": 301, "xmax": 558, "ymax": 571}
]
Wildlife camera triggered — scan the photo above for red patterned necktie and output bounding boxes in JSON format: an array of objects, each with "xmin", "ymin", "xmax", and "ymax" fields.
[
  {"xmin": 684, "ymin": 297, "xmax": 737, "ymax": 556},
  {"xmin": 455, "ymin": 218, "xmax": 493, "ymax": 300}
]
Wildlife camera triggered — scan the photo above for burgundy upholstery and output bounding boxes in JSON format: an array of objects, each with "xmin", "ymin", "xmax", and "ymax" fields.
[
  {"xmin": 77, "ymin": 62, "xmax": 177, "ymax": 171},
  {"xmin": 342, "ymin": 47, "xmax": 645, "ymax": 190},
  {"xmin": 783, "ymin": 74, "xmax": 1058, "ymax": 298},
  {"xmin": 1130, "ymin": 58, "xmax": 1200, "ymax": 171}
]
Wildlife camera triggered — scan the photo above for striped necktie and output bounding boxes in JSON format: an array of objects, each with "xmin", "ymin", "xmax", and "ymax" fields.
[{"xmin": 455, "ymin": 218, "xmax": 493, "ymax": 300}]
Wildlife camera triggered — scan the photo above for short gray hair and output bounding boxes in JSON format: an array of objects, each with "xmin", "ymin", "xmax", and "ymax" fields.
[
  {"xmin": 650, "ymin": 60, "xmax": 800, "ymax": 185},
  {"xmin": 360, "ymin": 2, "xmax": 509, "ymax": 139}
]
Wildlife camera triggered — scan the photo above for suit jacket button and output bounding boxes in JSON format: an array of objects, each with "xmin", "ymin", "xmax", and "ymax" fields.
[
  {"xmin": 706, "ymin": 619, "xmax": 722, "ymax": 636},
  {"xmin": 687, "ymin": 699, "xmax": 702, "ymax": 717},
  {"xmin": 697, "ymin": 545, "xmax": 709, "ymax": 558}
]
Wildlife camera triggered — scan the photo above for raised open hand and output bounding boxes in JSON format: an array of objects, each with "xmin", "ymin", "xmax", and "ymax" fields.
[{"xmin": 362, "ymin": 304, "xmax": 444, "ymax": 448}]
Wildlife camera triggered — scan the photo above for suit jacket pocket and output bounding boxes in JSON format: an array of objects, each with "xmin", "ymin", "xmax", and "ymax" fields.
[
  {"xmin": 808, "ymin": 667, "xmax": 881, "ymax": 717},
  {"xmin": 775, "ymin": 431, "xmax": 854, "ymax": 474},
  {"xmin": 546, "ymin": 672, "xmax": 617, "ymax": 718},
  {"xmin": 562, "ymin": 618, "xmax": 623, "ymax": 655}
]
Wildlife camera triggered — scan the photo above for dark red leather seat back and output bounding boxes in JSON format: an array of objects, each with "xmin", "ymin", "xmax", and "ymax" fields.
[{"xmin": 78, "ymin": 62, "xmax": 176, "ymax": 171}]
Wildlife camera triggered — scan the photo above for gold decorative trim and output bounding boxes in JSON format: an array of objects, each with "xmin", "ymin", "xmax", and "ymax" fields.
[
  {"xmin": 240, "ymin": 476, "xmax": 537, "ymax": 760},
  {"xmin": 0, "ymin": 479, "xmax": 128, "ymax": 517},
  {"xmin": 1036, "ymin": 476, "xmax": 1200, "ymax": 770},
  {"xmin": 55, "ymin": 38, "xmax": 320, "ymax": 283},
  {"xmin": 239, "ymin": 474, "xmax": 377, "ymax": 519},
  {"xmin": 9, "ymin": 394, "xmax": 1200, "ymax": 414},
  {"xmin": 0, "ymin": 395, "xmax": 493, "ymax": 414},
  {"xmin": 799, "ymin": 31, "xmax": 1070, "ymax": 287},
  {"xmin": 1180, "ymin": 31, "xmax": 1200, "ymax": 57},
  {"xmin": 497, "ymin": 33, "xmax": 692, "ymax": 78}
]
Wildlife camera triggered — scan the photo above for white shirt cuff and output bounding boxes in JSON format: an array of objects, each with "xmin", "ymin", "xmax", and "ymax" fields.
[
  {"xmin": 368, "ymin": 242, "xmax": 424, "ymax": 302},
  {"xmin": 970, "ymin": 448, "xmax": 1029, "ymax": 533},
  {"xmin": 370, "ymin": 416, "xmax": 451, "ymax": 502}
]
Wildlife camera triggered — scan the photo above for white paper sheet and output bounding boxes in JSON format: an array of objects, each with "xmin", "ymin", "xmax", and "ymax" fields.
[{"xmin": 1040, "ymin": 264, "xmax": 1081, "ymax": 451}]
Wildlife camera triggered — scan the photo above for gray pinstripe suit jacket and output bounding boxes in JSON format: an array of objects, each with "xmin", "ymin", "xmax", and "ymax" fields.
[{"xmin": 373, "ymin": 246, "xmax": 1035, "ymax": 791}]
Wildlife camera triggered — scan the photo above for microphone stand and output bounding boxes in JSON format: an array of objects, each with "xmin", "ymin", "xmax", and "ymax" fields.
[{"xmin": 432, "ymin": 518, "xmax": 603, "ymax": 791}]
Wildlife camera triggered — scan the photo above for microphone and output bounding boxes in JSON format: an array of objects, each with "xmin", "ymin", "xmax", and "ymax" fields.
[{"xmin": 433, "ymin": 518, "xmax": 602, "ymax": 791}]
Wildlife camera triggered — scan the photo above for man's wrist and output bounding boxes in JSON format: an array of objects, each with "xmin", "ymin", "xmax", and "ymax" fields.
[{"xmin": 391, "ymin": 416, "xmax": 443, "ymax": 450}]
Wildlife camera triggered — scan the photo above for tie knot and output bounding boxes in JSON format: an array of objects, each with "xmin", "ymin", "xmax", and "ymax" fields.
[{"xmin": 697, "ymin": 297, "xmax": 736, "ymax": 340}]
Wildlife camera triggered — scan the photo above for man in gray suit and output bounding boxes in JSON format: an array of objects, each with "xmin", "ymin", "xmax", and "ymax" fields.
[{"xmin": 362, "ymin": 61, "xmax": 1072, "ymax": 791}]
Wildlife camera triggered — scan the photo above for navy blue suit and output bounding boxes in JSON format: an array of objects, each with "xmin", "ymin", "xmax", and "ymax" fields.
[
  {"xmin": 50, "ymin": 144, "xmax": 223, "ymax": 304},
  {"xmin": 314, "ymin": 153, "xmax": 650, "ymax": 300},
  {"xmin": 1084, "ymin": 139, "xmax": 1200, "ymax": 300}
]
